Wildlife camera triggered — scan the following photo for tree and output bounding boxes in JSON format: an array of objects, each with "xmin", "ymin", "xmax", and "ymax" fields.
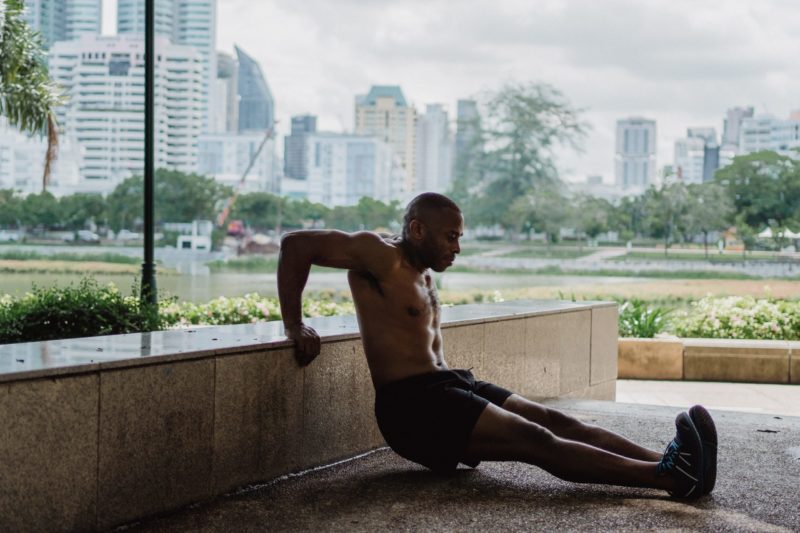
[
  {"xmin": 572, "ymin": 194, "xmax": 611, "ymax": 249},
  {"xmin": 230, "ymin": 192, "xmax": 283, "ymax": 231},
  {"xmin": 715, "ymin": 151, "xmax": 800, "ymax": 230},
  {"xmin": 451, "ymin": 82, "xmax": 587, "ymax": 230},
  {"xmin": 0, "ymin": 0, "xmax": 64, "ymax": 191},
  {"xmin": 507, "ymin": 184, "xmax": 571, "ymax": 244},
  {"xmin": 641, "ymin": 183, "xmax": 690, "ymax": 256},
  {"xmin": 0, "ymin": 189, "xmax": 23, "ymax": 227},
  {"xmin": 106, "ymin": 170, "xmax": 232, "ymax": 231},
  {"xmin": 19, "ymin": 190, "xmax": 59, "ymax": 229},
  {"xmin": 354, "ymin": 197, "xmax": 401, "ymax": 231},
  {"xmin": 685, "ymin": 183, "xmax": 734, "ymax": 258},
  {"xmin": 59, "ymin": 193, "xmax": 106, "ymax": 230}
]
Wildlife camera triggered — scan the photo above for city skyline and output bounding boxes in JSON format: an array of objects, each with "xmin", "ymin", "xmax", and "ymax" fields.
[{"xmin": 199, "ymin": 0, "xmax": 800, "ymax": 184}]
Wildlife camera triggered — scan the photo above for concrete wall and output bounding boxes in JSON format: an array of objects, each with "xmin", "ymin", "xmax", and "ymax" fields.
[
  {"xmin": 619, "ymin": 337, "xmax": 800, "ymax": 384},
  {"xmin": 0, "ymin": 300, "xmax": 617, "ymax": 531}
]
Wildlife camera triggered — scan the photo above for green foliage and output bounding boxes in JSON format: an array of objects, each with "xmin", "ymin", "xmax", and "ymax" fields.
[
  {"xmin": 0, "ymin": 250, "xmax": 138, "ymax": 263},
  {"xmin": 672, "ymin": 296, "xmax": 800, "ymax": 340},
  {"xmin": 715, "ymin": 151, "xmax": 800, "ymax": 230},
  {"xmin": 0, "ymin": 0, "xmax": 64, "ymax": 189},
  {"xmin": 0, "ymin": 189, "xmax": 23, "ymax": 227},
  {"xmin": 58, "ymin": 193, "xmax": 106, "ymax": 230},
  {"xmin": 105, "ymin": 170, "xmax": 232, "ymax": 231},
  {"xmin": 0, "ymin": 278, "xmax": 165, "ymax": 344},
  {"xmin": 20, "ymin": 191, "xmax": 59, "ymax": 228},
  {"xmin": 618, "ymin": 298, "xmax": 671, "ymax": 338}
]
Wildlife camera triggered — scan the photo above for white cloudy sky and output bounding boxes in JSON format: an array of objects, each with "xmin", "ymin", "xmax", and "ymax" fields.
[{"xmin": 105, "ymin": 0, "xmax": 800, "ymax": 183}]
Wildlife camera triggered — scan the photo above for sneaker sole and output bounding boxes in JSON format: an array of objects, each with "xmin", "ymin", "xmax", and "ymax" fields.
[
  {"xmin": 674, "ymin": 412, "xmax": 704, "ymax": 499},
  {"xmin": 690, "ymin": 405, "xmax": 717, "ymax": 495}
]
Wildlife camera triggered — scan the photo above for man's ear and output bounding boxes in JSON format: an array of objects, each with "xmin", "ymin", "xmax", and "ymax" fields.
[{"xmin": 408, "ymin": 219, "xmax": 425, "ymax": 240}]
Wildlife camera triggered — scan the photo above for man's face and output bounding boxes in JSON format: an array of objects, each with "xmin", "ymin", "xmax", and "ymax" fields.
[{"xmin": 418, "ymin": 208, "xmax": 464, "ymax": 272}]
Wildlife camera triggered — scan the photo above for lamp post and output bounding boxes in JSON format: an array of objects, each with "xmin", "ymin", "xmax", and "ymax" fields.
[{"xmin": 140, "ymin": 0, "xmax": 157, "ymax": 304}]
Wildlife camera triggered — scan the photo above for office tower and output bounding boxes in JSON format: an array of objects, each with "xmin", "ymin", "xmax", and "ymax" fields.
[
  {"xmin": 722, "ymin": 106, "xmax": 754, "ymax": 148},
  {"xmin": 282, "ymin": 133, "xmax": 397, "ymax": 206},
  {"xmin": 354, "ymin": 85, "xmax": 416, "ymax": 194},
  {"xmin": 22, "ymin": 0, "xmax": 102, "ymax": 48},
  {"xmin": 284, "ymin": 115, "xmax": 317, "ymax": 180},
  {"xmin": 209, "ymin": 51, "xmax": 238, "ymax": 133},
  {"xmin": 455, "ymin": 99, "xmax": 480, "ymax": 157},
  {"xmin": 674, "ymin": 128, "xmax": 719, "ymax": 184},
  {"xmin": 739, "ymin": 114, "xmax": 800, "ymax": 158},
  {"xmin": 235, "ymin": 45, "xmax": 274, "ymax": 132},
  {"xmin": 117, "ymin": 0, "xmax": 217, "ymax": 132},
  {"xmin": 49, "ymin": 35, "xmax": 204, "ymax": 192},
  {"xmin": 614, "ymin": 118, "xmax": 656, "ymax": 191},
  {"xmin": 197, "ymin": 133, "xmax": 278, "ymax": 193},
  {"xmin": 415, "ymin": 104, "xmax": 452, "ymax": 193}
]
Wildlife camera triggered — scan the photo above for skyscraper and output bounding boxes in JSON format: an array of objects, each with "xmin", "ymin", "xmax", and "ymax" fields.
[
  {"xmin": 284, "ymin": 115, "xmax": 317, "ymax": 180},
  {"xmin": 117, "ymin": 0, "xmax": 217, "ymax": 132},
  {"xmin": 415, "ymin": 104, "xmax": 452, "ymax": 193},
  {"xmin": 23, "ymin": 0, "xmax": 102, "ymax": 48},
  {"xmin": 615, "ymin": 118, "xmax": 656, "ymax": 191},
  {"xmin": 674, "ymin": 128, "xmax": 718, "ymax": 184},
  {"xmin": 722, "ymin": 106, "xmax": 754, "ymax": 148},
  {"xmin": 49, "ymin": 35, "xmax": 204, "ymax": 191},
  {"xmin": 235, "ymin": 46, "xmax": 275, "ymax": 132},
  {"xmin": 354, "ymin": 85, "xmax": 416, "ymax": 194},
  {"xmin": 209, "ymin": 51, "xmax": 238, "ymax": 133}
]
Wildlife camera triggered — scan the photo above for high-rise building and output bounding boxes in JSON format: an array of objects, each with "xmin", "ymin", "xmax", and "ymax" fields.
[
  {"xmin": 722, "ymin": 106, "xmax": 755, "ymax": 148},
  {"xmin": 354, "ymin": 86, "xmax": 416, "ymax": 194},
  {"xmin": 23, "ymin": 0, "xmax": 102, "ymax": 48},
  {"xmin": 674, "ymin": 128, "xmax": 719, "ymax": 184},
  {"xmin": 281, "ymin": 133, "xmax": 398, "ymax": 206},
  {"xmin": 284, "ymin": 115, "xmax": 317, "ymax": 180},
  {"xmin": 235, "ymin": 46, "xmax": 274, "ymax": 132},
  {"xmin": 415, "ymin": 104, "xmax": 452, "ymax": 193},
  {"xmin": 49, "ymin": 35, "xmax": 204, "ymax": 192},
  {"xmin": 209, "ymin": 51, "xmax": 238, "ymax": 133},
  {"xmin": 197, "ymin": 133, "xmax": 278, "ymax": 193},
  {"xmin": 614, "ymin": 118, "xmax": 656, "ymax": 191},
  {"xmin": 739, "ymin": 114, "xmax": 800, "ymax": 159},
  {"xmin": 455, "ymin": 99, "xmax": 480, "ymax": 157},
  {"xmin": 117, "ymin": 0, "xmax": 217, "ymax": 133}
]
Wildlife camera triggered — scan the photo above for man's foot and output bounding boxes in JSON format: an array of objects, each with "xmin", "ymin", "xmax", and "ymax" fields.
[
  {"xmin": 689, "ymin": 404, "xmax": 718, "ymax": 495},
  {"xmin": 657, "ymin": 412, "xmax": 704, "ymax": 499}
]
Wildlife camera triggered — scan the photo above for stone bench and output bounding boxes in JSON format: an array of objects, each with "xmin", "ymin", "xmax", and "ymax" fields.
[{"xmin": 0, "ymin": 300, "xmax": 617, "ymax": 531}]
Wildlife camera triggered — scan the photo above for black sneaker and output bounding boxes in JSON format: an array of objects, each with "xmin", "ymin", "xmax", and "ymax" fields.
[
  {"xmin": 657, "ymin": 412, "xmax": 704, "ymax": 499},
  {"xmin": 689, "ymin": 404, "xmax": 718, "ymax": 495}
]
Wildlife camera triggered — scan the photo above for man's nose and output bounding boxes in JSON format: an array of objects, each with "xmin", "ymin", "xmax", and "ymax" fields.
[{"xmin": 453, "ymin": 242, "xmax": 461, "ymax": 254}]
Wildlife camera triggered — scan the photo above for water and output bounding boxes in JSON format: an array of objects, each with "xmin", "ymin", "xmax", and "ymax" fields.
[{"xmin": 0, "ymin": 271, "xmax": 645, "ymax": 303}]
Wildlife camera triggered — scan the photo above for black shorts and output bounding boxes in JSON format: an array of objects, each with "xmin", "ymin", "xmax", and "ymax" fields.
[{"xmin": 374, "ymin": 369, "xmax": 513, "ymax": 472}]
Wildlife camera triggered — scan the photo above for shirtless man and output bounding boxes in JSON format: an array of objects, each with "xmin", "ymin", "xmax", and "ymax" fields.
[{"xmin": 277, "ymin": 192, "xmax": 717, "ymax": 500}]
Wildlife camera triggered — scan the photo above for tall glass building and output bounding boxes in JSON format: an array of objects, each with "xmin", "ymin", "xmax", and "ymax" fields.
[
  {"xmin": 235, "ymin": 46, "xmax": 275, "ymax": 132},
  {"xmin": 22, "ymin": 0, "xmax": 101, "ymax": 48}
]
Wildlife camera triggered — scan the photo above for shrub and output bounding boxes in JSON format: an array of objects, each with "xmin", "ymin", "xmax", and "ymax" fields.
[
  {"xmin": 618, "ymin": 298, "xmax": 671, "ymax": 338},
  {"xmin": 671, "ymin": 296, "xmax": 800, "ymax": 340},
  {"xmin": 0, "ymin": 278, "xmax": 166, "ymax": 344}
]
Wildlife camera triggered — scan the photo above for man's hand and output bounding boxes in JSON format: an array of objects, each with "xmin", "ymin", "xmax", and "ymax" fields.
[{"xmin": 285, "ymin": 323, "xmax": 320, "ymax": 366}]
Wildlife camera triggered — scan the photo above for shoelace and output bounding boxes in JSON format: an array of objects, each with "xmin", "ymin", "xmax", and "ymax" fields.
[{"xmin": 657, "ymin": 440, "xmax": 680, "ymax": 475}]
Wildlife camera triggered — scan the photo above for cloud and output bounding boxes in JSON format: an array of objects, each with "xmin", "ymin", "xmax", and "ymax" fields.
[{"xmin": 217, "ymin": 0, "xmax": 800, "ymax": 180}]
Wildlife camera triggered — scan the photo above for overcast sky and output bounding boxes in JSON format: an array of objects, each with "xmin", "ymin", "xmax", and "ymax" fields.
[{"xmin": 105, "ymin": 0, "xmax": 800, "ymax": 183}]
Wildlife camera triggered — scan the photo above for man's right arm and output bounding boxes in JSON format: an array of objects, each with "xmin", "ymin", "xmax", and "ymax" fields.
[{"xmin": 277, "ymin": 230, "xmax": 392, "ymax": 365}]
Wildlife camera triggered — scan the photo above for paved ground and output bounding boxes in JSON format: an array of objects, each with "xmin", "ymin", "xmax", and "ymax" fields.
[
  {"xmin": 121, "ymin": 399, "xmax": 800, "ymax": 532},
  {"xmin": 618, "ymin": 379, "xmax": 800, "ymax": 417}
]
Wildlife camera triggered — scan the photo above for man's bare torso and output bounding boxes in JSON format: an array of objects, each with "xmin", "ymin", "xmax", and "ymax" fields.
[{"xmin": 347, "ymin": 240, "xmax": 447, "ymax": 388}]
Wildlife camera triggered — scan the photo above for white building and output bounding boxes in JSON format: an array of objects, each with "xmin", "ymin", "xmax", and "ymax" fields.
[
  {"xmin": 197, "ymin": 132, "xmax": 278, "ymax": 193},
  {"xmin": 415, "ymin": 104, "xmax": 453, "ymax": 194},
  {"xmin": 282, "ymin": 133, "xmax": 399, "ymax": 206},
  {"xmin": 117, "ymin": 0, "xmax": 217, "ymax": 133},
  {"xmin": 615, "ymin": 118, "xmax": 656, "ymax": 193},
  {"xmin": 674, "ymin": 128, "xmax": 718, "ymax": 184},
  {"xmin": 22, "ymin": 0, "xmax": 102, "ymax": 48},
  {"xmin": 48, "ymin": 34, "xmax": 204, "ymax": 194},
  {"xmin": 739, "ymin": 115, "xmax": 800, "ymax": 158},
  {"xmin": 354, "ymin": 86, "xmax": 416, "ymax": 194}
]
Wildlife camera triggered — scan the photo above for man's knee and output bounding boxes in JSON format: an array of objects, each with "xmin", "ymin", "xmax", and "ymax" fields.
[
  {"xmin": 514, "ymin": 419, "xmax": 557, "ymax": 450},
  {"xmin": 545, "ymin": 408, "xmax": 585, "ymax": 436}
]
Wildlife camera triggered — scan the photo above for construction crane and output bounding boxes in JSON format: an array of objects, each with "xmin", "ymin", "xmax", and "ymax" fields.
[{"xmin": 216, "ymin": 123, "xmax": 277, "ymax": 231}]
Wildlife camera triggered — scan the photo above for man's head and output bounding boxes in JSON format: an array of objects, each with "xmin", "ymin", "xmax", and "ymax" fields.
[{"xmin": 401, "ymin": 192, "xmax": 464, "ymax": 272}]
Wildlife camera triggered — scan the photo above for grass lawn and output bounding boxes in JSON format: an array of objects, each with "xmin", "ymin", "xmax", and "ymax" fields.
[{"xmin": 611, "ymin": 251, "xmax": 798, "ymax": 263}]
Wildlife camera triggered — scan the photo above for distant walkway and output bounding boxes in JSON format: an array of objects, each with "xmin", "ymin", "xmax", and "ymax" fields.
[{"xmin": 617, "ymin": 379, "xmax": 800, "ymax": 417}]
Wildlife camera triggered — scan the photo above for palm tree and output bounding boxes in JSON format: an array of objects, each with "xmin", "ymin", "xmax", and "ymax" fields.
[{"xmin": 0, "ymin": 0, "xmax": 64, "ymax": 192}]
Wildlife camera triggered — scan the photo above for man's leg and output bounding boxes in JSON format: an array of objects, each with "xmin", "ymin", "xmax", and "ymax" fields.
[
  {"xmin": 462, "ymin": 402, "xmax": 676, "ymax": 491},
  {"xmin": 500, "ymin": 394, "xmax": 661, "ymax": 462}
]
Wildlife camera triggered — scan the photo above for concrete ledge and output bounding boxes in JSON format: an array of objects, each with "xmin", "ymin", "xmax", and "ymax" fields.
[
  {"xmin": 0, "ymin": 300, "xmax": 617, "ymax": 531},
  {"xmin": 620, "ymin": 337, "xmax": 798, "ymax": 384}
]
